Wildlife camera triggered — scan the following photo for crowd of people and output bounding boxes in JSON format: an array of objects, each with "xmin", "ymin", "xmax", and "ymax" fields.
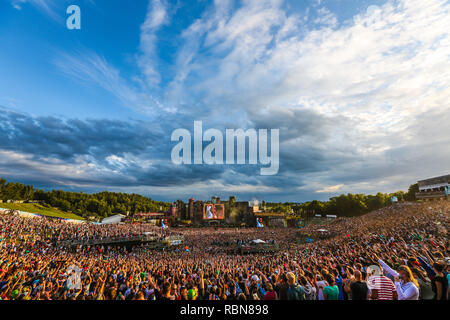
[{"xmin": 0, "ymin": 200, "xmax": 448, "ymax": 300}]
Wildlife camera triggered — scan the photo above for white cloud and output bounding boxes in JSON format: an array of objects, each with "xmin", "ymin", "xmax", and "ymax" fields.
[
  {"xmin": 53, "ymin": 49, "xmax": 162, "ymax": 114},
  {"xmin": 160, "ymin": 0, "xmax": 449, "ymax": 195},
  {"xmin": 0, "ymin": 149, "xmax": 100, "ymax": 184},
  {"xmin": 171, "ymin": 0, "xmax": 449, "ymax": 121},
  {"xmin": 138, "ymin": 0, "xmax": 170, "ymax": 87},
  {"xmin": 314, "ymin": 7, "xmax": 337, "ymax": 27},
  {"xmin": 108, "ymin": 180, "xmax": 280, "ymax": 200},
  {"xmin": 11, "ymin": 0, "xmax": 61, "ymax": 21},
  {"xmin": 316, "ymin": 184, "xmax": 344, "ymax": 193},
  {"xmin": 45, "ymin": 0, "xmax": 450, "ymax": 198}
]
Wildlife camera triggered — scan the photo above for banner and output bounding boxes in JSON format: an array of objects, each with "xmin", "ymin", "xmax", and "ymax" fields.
[{"xmin": 66, "ymin": 265, "xmax": 82, "ymax": 290}]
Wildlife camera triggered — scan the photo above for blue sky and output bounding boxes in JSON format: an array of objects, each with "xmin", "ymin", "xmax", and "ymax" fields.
[{"xmin": 0, "ymin": 0, "xmax": 449, "ymax": 202}]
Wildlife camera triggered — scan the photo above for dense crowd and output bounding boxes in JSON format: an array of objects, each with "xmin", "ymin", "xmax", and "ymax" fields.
[{"xmin": 0, "ymin": 201, "xmax": 448, "ymax": 300}]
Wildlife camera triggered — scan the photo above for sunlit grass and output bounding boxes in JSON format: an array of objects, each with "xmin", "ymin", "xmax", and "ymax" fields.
[{"xmin": 0, "ymin": 203, "xmax": 84, "ymax": 220}]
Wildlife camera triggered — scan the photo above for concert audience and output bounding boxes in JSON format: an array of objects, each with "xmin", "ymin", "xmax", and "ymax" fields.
[{"xmin": 0, "ymin": 201, "xmax": 448, "ymax": 300}]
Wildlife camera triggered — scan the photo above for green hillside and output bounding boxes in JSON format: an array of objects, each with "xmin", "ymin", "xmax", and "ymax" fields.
[
  {"xmin": 0, "ymin": 178, "xmax": 170, "ymax": 218},
  {"xmin": 0, "ymin": 203, "xmax": 85, "ymax": 220}
]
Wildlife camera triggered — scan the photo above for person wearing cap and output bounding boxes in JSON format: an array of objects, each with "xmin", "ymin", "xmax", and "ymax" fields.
[{"xmin": 286, "ymin": 272, "xmax": 305, "ymax": 300}]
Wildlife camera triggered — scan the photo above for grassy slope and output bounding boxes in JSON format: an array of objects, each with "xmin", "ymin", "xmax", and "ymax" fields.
[{"xmin": 0, "ymin": 203, "xmax": 84, "ymax": 220}]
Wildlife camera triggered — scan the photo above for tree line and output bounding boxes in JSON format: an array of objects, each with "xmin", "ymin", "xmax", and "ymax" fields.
[
  {"xmin": 0, "ymin": 177, "xmax": 419, "ymax": 218},
  {"xmin": 0, "ymin": 178, "xmax": 170, "ymax": 218},
  {"xmin": 262, "ymin": 183, "xmax": 419, "ymax": 217}
]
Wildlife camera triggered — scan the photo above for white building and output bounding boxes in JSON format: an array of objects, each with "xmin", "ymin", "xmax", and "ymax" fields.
[
  {"xmin": 100, "ymin": 214, "xmax": 125, "ymax": 225},
  {"xmin": 416, "ymin": 174, "xmax": 450, "ymax": 200}
]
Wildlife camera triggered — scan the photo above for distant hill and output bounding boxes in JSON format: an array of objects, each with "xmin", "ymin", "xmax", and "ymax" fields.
[{"xmin": 0, "ymin": 178, "xmax": 171, "ymax": 219}]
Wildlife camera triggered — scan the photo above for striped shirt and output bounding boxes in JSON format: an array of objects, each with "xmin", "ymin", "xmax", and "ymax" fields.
[{"xmin": 369, "ymin": 275, "xmax": 396, "ymax": 300}]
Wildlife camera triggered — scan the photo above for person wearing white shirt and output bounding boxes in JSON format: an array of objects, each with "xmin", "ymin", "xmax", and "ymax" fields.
[
  {"xmin": 316, "ymin": 276, "xmax": 328, "ymax": 301},
  {"xmin": 378, "ymin": 258, "xmax": 419, "ymax": 300}
]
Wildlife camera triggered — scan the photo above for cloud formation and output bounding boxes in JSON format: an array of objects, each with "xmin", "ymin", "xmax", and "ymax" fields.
[
  {"xmin": 11, "ymin": 0, "xmax": 61, "ymax": 21},
  {"xmin": 316, "ymin": 184, "xmax": 344, "ymax": 193},
  {"xmin": 3, "ymin": 0, "xmax": 450, "ymax": 201}
]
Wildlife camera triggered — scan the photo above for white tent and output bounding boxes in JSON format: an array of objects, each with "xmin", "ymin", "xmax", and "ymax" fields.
[
  {"xmin": 252, "ymin": 239, "xmax": 266, "ymax": 244},
  {"xmin": 100, "ymin": 214, "xmax": 125, "ymax": 225}
]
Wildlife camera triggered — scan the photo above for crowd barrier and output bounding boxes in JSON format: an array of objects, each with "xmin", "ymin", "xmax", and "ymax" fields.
[{"xmin": 59, "ymin": 234, "xmax": 184, "ymax": 247}]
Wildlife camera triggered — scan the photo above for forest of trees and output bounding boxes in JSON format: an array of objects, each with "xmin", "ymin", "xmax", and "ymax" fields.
[
  {"xmin": 262, "ymin": 184, "xmax": 419, "ymax": 218},
  {"xmin": 0, "ymin": 177, "xmax": 420, "ymax": 218},
  {"xmin": 0, "ymin": 178, "xmax": 170, "ymax": 218}
]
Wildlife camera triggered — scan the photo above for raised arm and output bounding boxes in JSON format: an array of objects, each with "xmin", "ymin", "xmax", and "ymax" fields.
[{"xmin": 377, "ymin": 258, "xmax": 399, "ymax": 278}]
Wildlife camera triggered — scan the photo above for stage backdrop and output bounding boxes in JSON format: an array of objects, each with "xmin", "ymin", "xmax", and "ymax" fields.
[{"xmin": 203, "ymin": 204, "xmax": 225, "ymax": 220}]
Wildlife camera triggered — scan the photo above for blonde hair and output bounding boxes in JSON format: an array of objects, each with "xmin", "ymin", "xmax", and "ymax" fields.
[
  {"xmin": 286, "ymin": 272, "xmax": 296, "ymax": 285},
  {"xmin": 398, "ymin": 265, "xmax": 419, "ymax": 288}
]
